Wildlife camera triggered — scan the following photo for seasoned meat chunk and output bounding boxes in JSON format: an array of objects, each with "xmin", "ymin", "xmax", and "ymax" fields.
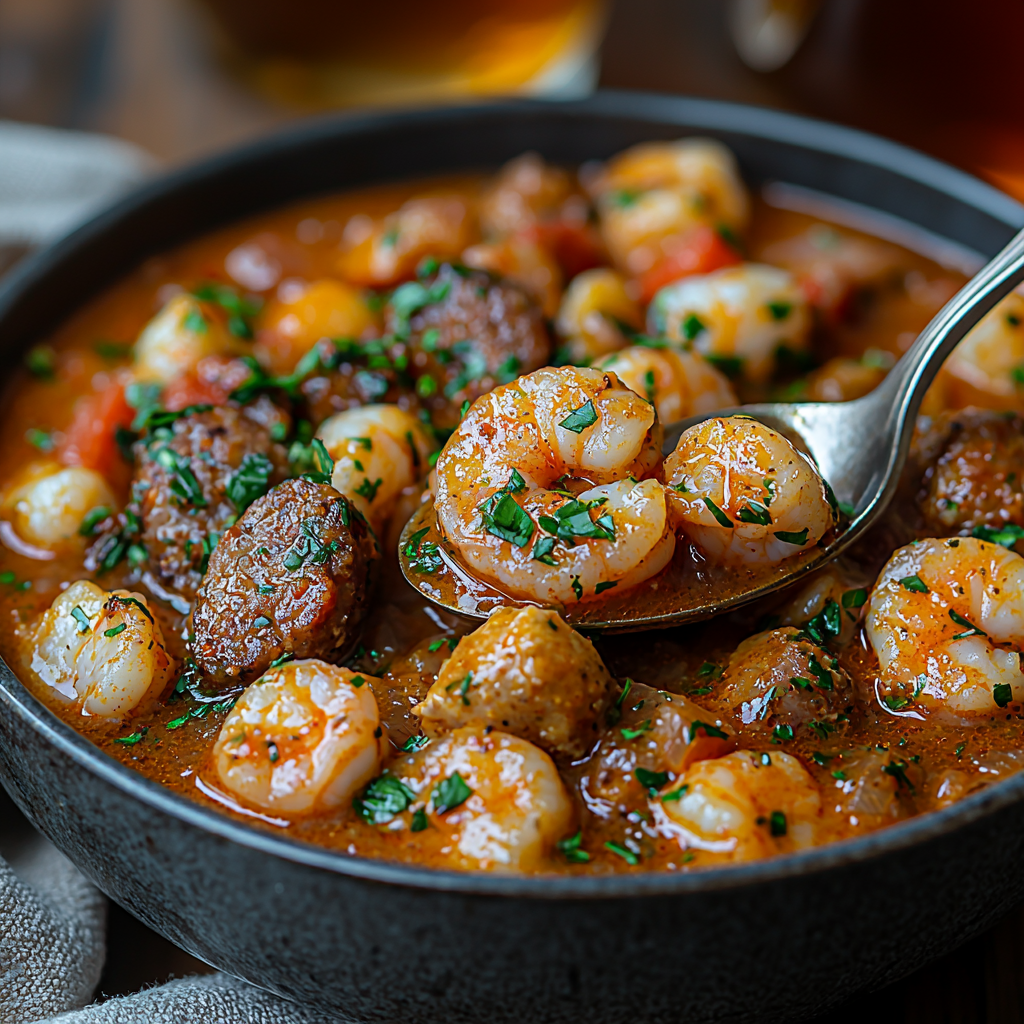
[
  {"xmin": 414, "ymin": 607, "xmax": 614, "ymax": 759},
  {"xmin": 916, "ymin": 409, "xmax": 1024, "ymax": 535},
  {"xmin": 128, "ymin": 404, "xmax": 290, "ymax": 600},
  {"xmin": 713, "ymin": 627, "xmax": 851, "ymax": 735},
  {"xmin": 191, "ymin": 478, "xmax": 377, "ymax": 686},
  {"xmin": 387, "ymin": 263, "xmax": 551, "ymax": 428}
]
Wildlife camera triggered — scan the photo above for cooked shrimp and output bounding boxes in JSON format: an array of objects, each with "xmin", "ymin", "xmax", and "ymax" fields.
[
  {"xmin": 337, "ymin": 195, "xmax": 474, "ymax": 287},
  {"xmin": 941, "ymin": 292, "xmax": 1024, "ymax": 411},
  {"xmin": 461, "ymin": 233, "xmax": 562, "ymax": 318},
  {"xmin": 134, "ymin": 293, "xmax": 246, "ymax": 384},
  {"xmin": 213, "ymin": 660, "xmax": 385, "ymax": 815},
  {"xmin": 382, "ymin": 727, "xmax": 572, "ymax": 871},
  {"xmin": 254, "ymin": 278, "xmax": 378, "ymax": 376},
  {"xmin": 478, "ymin": 153, "xmax": 573, "ymax": 238},
  {"xmin": 596, "ymin": 344, "xmax": 737, "ymax": 424},
  {"xmin": 2, "ymin": 462, "xmax": 116, "ymax": 553},
  {"xmin": 585, "ymin": 139, "xmax": 749, "ymax": 274},
  {"xmin": 23, "ymin": 581, "xmax": 173, "ymax": 717},
  {"xmin": 664, "ymin": 416, "xmax": 834, "ymax": 564},
  {"xmin": 554, "ymin": 268, "xmax": 643, "ymax": 363},
  {"xmin": 434, "ymin": 366, "xmax": 674, "ymax": 604},
  {"xmin": 414, "ymin": 607, "xmax": 614, "ymax": 759},
  {"xmin": 656, "ymin": 749, "xmax": 821, "ymax": 859},
  {"xmin": 317, "ymin": 404, "xmax": 433, "ymax": 534},
  {"xmin": 866, "ymin": 536, "xmax": 1024, "ymax": 715},
  {"xmin": 648, "ymin": 263, "xmax": 810, "ymax": 384}
]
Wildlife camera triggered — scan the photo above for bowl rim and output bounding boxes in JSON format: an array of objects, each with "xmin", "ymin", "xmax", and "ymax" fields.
[{"xmin": 2, "ymin": 89, "xmax": 1023, "ymax": 900}]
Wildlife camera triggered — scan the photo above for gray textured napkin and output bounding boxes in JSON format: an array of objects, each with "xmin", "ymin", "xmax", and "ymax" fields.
[{"xmin": 0, "ymin": 830, "xmax": 339, "ymax": 1023}]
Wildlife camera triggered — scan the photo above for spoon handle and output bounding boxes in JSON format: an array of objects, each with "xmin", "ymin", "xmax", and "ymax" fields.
[{"xmin": 880, "ymin": 222, "xmax": 1024, "ymax": 433}]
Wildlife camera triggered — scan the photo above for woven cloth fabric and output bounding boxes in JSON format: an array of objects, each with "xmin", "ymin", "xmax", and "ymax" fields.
[{"xmin": 0, "ymin": 832, "xmax": 334, "ymax": 1023}]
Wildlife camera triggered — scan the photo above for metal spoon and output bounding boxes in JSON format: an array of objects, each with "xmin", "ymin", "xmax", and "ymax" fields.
[{"xmin": 398, "ymin": 223, "xmax": 1024, "ymax": 630}]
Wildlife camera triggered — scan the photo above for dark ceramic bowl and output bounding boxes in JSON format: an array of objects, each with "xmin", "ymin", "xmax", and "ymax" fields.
[{"xmin": 1, "ymin": 92, "xmax": 1023, "ymax": 1024}]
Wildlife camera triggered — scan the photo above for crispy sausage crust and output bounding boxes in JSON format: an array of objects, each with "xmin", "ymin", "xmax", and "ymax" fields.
[{"xmin": 191, "ymin": 478, "xmax": 376, "ymax": 686}]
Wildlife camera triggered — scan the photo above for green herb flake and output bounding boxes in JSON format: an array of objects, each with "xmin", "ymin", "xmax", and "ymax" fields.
[
  {"xmin": 78, "ymin": 506, "xmax": 112, "ymax": 537},
  {"xmin": 972, "ymin": 523, "xmax": 1024, "ymax": 548},
  {"xmin": 402, "ymin": 735, "xmax": 430, "ymax": 753},
  {"xmin": 635, "ymin": 767, "xmax": 669, "ymax": 794},
  {"xmin": 737, "ymin": 500, "xmax": 772, "ymax": 526},
  {"xmin": 532, "ymin": 535, "xmax": 557, "ymax": 566},
  {"xmin": 690, "ymin": 720, "xmax": 728, "ymax": 741},
  {"xmin": 226, "ymin": 452, "xmax": 274, "ymax": 512},
  {"xmin": 355, "ymin": 773, "xmax": 416, "ymax": 824},
  {"xmin": 571, "ymin": 575, "xmax": 583, "ymax": 601},
  {"xmin": 994, "ymin": 682, "xmax": 1013, "ymax": 708},
  {"xmin": 594, "ymin": 580, "xmax": 618, "ymax": 595},
  {"xmin": 70, "ymin": 606, "xmax": 92, "ymax": 633},
  {"xmin": 769, "ymin": 810, "xmax": 787, "ymax": 836},
  {"xmin": 773, "ymin": 723, "xmax": 794, "ymax": 742},
  {"xmin": 25, "ymin": 345, "xmax": 56, "ymax": 379},
  {"xmin": 703, "ymin": 497, "xmax": 733, "ymax": 529},
  {"xmin": 949, "ymin": 608, "xmax": 986, "ymax": 639},
  {"xmin": 899, "ymin": 574, "xmax": 929, "ymax": 593},
  {"xmin": 621, "ymin": 719, "xmax": 652, "ymax": 741},
  {"xmin": 433, "ymin": 771, "xmax": 472, "ymax": 814},
  {"xmin": 556, "ymin": 830, "xmax": 590, "ymax": 864},
  {"xmin": 604, "ymin": 841, "xmax": 639, "ymax": 866},
  {"xmin": 559, "ymin": 400, "xmax": 598, "ymax": 434},
  {"xmin": 767, "ymin": 301, "xmax": 792, "ymax": 321},
  {"xmin": 681, "ymin": 313, "xmax": 706, "ymax": 341},
  {"xmin": 25, "ymin": 427, "xmax": 54, "ymax": 452},
  {"xmin": 704, "ymin": 354, "xmax": 743, "ymax": 379},
  {"xmin": 114, "ymin": 726, "xmax": 149, "ymax": 746},
  {"xmin": 103, "ymin": 622, "xmax": 127, "ymax": 638},
  {"xmin": 774, "ymin": 528, "xmax": 809, "ymax": 546},
  {"xmin": 410, "ymin": 807, "xmax": 429, "ymax": 832},
  {"xmin": 479, "ymin": 492, "xmax": 534, "ymax": 548}
]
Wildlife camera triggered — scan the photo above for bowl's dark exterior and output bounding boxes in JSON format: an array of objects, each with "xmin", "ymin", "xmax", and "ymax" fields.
[{"xmin": 1, "ymin": 92, "xmax": 1024, "ymax": 1024}]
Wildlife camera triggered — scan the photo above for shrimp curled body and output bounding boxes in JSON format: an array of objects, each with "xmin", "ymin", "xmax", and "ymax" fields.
[
  {"xmin": 866, "ymin": 537, "xmax": 1024, "ymax": 715},
  {"xmin": 434, "ymin": 366, "xmax": 674, "ymax": 605}
]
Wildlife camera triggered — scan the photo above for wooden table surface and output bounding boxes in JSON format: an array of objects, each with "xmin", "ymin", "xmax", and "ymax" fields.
[{"xmin": 2, "ymin": 0, "xmax": 1022, "ymax": 1019}]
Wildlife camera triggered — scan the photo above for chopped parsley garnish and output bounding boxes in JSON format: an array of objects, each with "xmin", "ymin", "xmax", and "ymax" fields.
[
  {"xmin": 994, "ymin": 683, "xmax": 1013, "ymax": 708},
  {"xmin": 25, "ymin": 428, "xmax": 54, "ymax": 451},
  {"xmin": 805, "ymin": 599, "xmax": 841, "ymax": 644},
  {"xmin": 154, "ymin": 446, "xmax": 207, "ymax": 507},
  {"xmin": 661, "ymin": 785, "xmax": 688, "ymax": 802},
  {"xmin": 954, "ymin": 742, "xmax": 966, "ymax": 758},
  {"xmin": 70, "ymin": 606, "xmax": 92, "ymax": 633},
  {"xmin": 182, "ymin": 308, "xmax": 207, "ymax": 334},
  {"xmin": 538, "ymin": 496, "xmax": 615, "ymax": 544},
  {"xmin": 355, "ymin": 476, "xmax": 383, "ymax": 503},
  {"xmin": 635, "ymin": 767, "xmax": 669, "ymax": 794},
  {"xmin": 766, "ymin": 301, "xmax": 792, "ymax": 321},
  {"xmin": 882, "ymin": 694, "xmax": 910, "ymax": 711},
  {"xmin": 268, "ymin": 653, "xmax": 294, "ymax": 669},
  {"xmin": 736, "ymin": 500, "xmax": 772, "ymax": 526},
  {"xmin": 283, "ymin": 518, "xmax": 340, "ymax": 571},
  {"xmin": 832, "ymin": 769, "xmax": 847, "ymax": 781},
  {"xmin": 428, "ymin": 637, "xmax": 457, "ymax": 653},
  {"xmin": 621, "ymin": 719, "xmax": 652, "ymax": 740},
  {"xmin": 972, "ymin": 523, "xmax": 1024, "ymax": 548},
  {"xmin": 571, "ymin": 575, "xmax": 583, "ymax": 601},
  {"xmin": 226, "ymin": 452, "xmax": 274, "ymax": 512},
  {"xmin": 79, "ymin": 506, "xmax": 112, "ymax": 537},
  {"xmin": 410, "ymin": 808, "xmax": 429, "ymax": 832},
  {"xmin": 807, "ymin": 653, "xmax": 833, "ymax": 690},
  {"xmin": 355, "ymin": 773, "xmax": 416, "ymax": 824},
  {"xmin": 841, "ymin": 588, "xmax": 867, "ymax": 618},
  {"xmin": 401, "ymin": 735, "xmax": 430, "ymax": 752},
  {"xmin": 703, "ymin": 497, "xmax": 733, "ymax": 529},
  {"xmin": 774, "ymin": 528, "xmax": 809, "ymax": 546},
  {"xmin": 532, "ymin": 536, "xmax": 557, "ymax": 566},
  {"xmin": 557, "ymin": 830, "xmax": 590, "ymax": 863},
  {"xmin": 445, "ymin": 672, "xmax": 473, "ymax": 706},
  {"xmin": 389, "ymin": 279, "xmax": 451, "ymax": 338},
  {"xmin": 558, "ymin": 400, "xmax": 598, "ymax": 434},
  {"xmin": 595, "ymin": 581, "xmax": 618, "ymax": 595},
  {"xmin": 606, "ymin": 677, "xmax": 633, "ymax": 727},
  {"xmin": 404, "ymin": 526, "xmax": 443, "ymax": 575},
  {"xmin": 773, "ymin": 723, "xmax": 794, "ymax": 742},
  {"xmin": 433, "ymin": 771, "xmax": 472, "ymax": 814},
  {"xmin": 681, "ymin": 313, "xmax": 706, "ymax": 341},
  {"xmin": 690, "ymin": 720, "xmax": 728, "ymax": 740},
  {"xmin": 769, "ymin": 810, "xmax": 787, "ymax": 836},
  {"xmin": 899, "ymin": 574, "xmax": 928, "ymax": 593},
  {"xmin": 882, "ymin": 759, "xmax": 914, "ymax": 792},
  {"xmin": 300, "ymin": 438, "xmax": 335, "ymax": 486},
  {"xmin": 191, "ymin": 282, "xmax": 262, "ymax": 338},
  {"xmin": 506, "ymin": 468, "xmax": 526, "ymax": 493},
  {"xmin": 811, "ymin": 751, "xmax": 832, "ymax": 766},
  {"xmin": 114, "ymin": 727, "xmax": 148, "ymax": 745},
  {"xmin": 94, "ymin": 339, "xmax": 132, "ymax": 360},
  {"xmin": 949, "ymin": 608, "xmax": 985, "ymax": 639},
  {"xmin": 604, "ymin": 841, "xmax": 639, "ymax": 866},
  {"xmin": 479, "ymin": 492, "xmax": 534, "ymax": 548},
  {"xmin": 697, "ymin": 661, "xmax": 723, "ymax": 679},
  {"xmin": 103, "ymin": 622, "xmax": 127, "ymax": 638}
]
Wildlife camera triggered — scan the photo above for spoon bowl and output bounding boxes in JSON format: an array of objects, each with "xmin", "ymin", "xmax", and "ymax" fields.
[{"xmin": 399, "ymin": 221, "xmax": 1024, "ymax": 629}]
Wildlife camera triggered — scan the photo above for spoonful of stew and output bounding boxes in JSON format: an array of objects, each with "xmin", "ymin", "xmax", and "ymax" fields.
[{"xmin": 398, "ymin": 223, "xmax": 1024, "ymax": 630}]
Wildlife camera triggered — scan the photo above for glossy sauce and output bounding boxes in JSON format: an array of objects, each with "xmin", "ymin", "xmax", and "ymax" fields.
[{"xmin": 4, "ymin": 172, "xmax": 1021, "ymax": 875}]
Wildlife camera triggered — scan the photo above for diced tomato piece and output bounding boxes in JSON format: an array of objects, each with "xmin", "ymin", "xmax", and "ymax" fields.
[
  {"xmin": 58, "ymin": 379, "xmax": 134, "ymax": 482},
  {"xmin": 636, "ymin": 225, "xmax": 742, "ymax": 304},
  {"xmin": 528, "ymin": 220, "xmax": 604, "ymax": 280}
]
